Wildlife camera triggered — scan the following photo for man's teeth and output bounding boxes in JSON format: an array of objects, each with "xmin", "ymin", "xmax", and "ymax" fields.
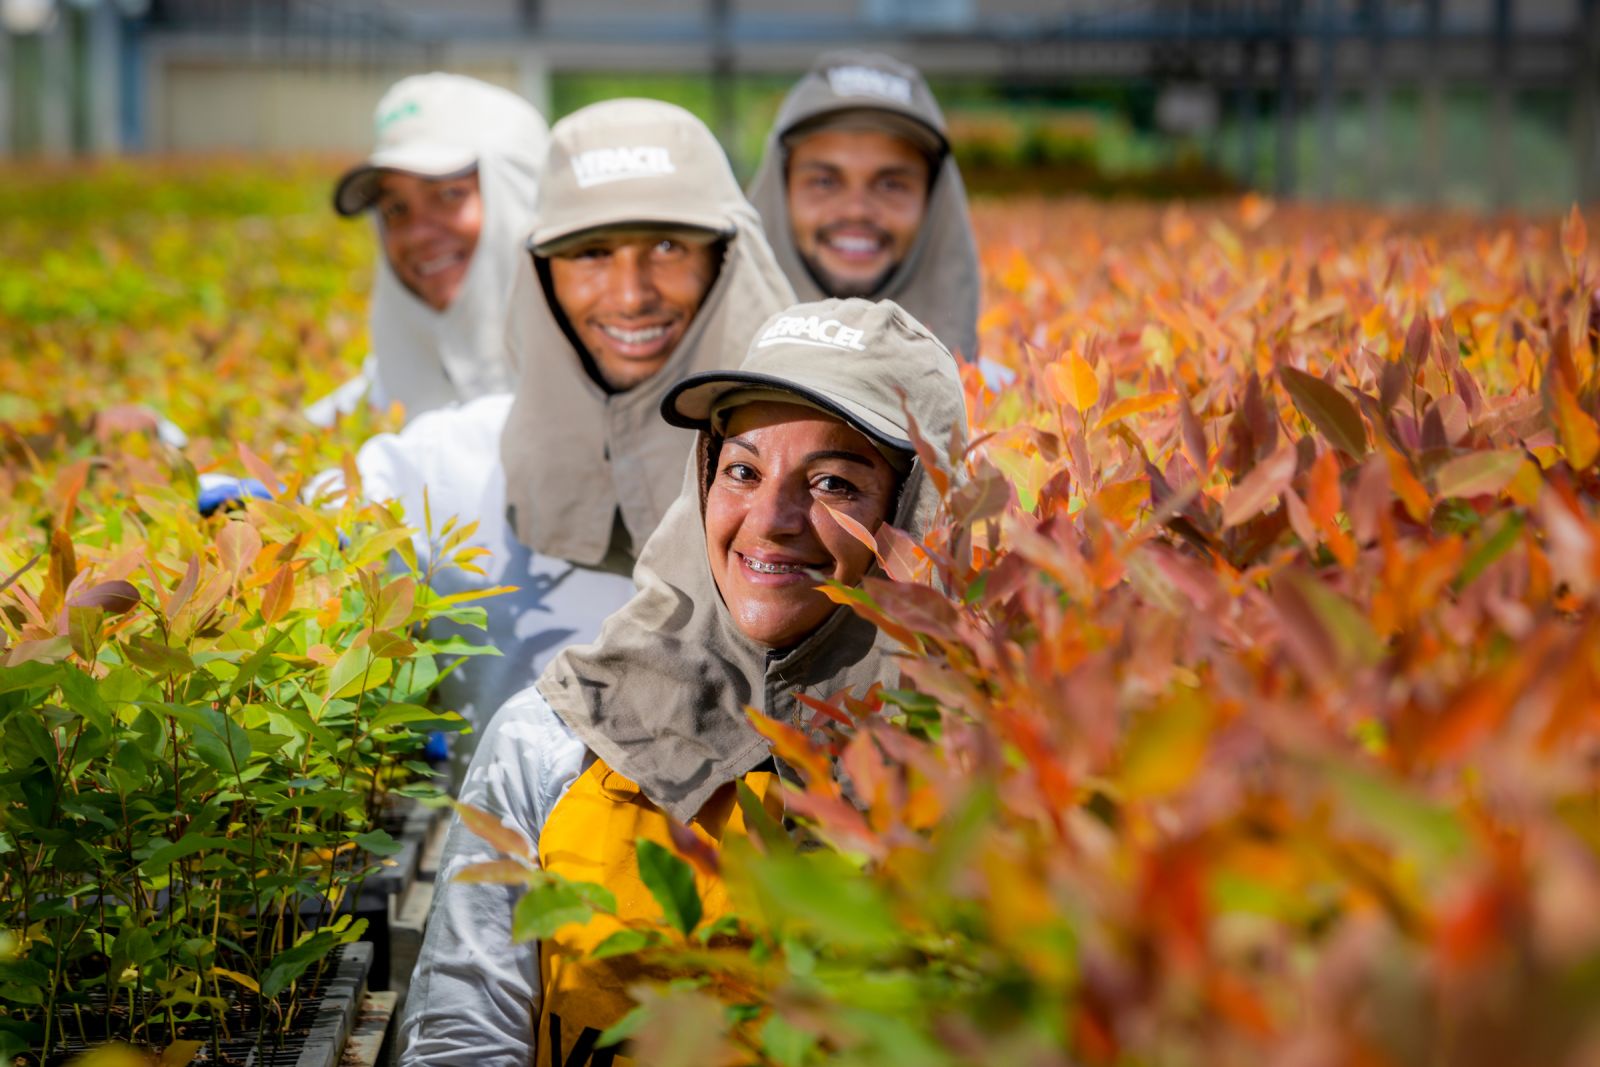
[
  {"xmin": 827, "ymin": 235, "xmax": 882, "ymax": 254},
  {"xmin": 602, "ymin": 324, "xmax": 669, "ymax": 345},
  {"xmin": 416, "ymin": 253, "xmax": 462, "ymax": 277},
  {"xmin": 744, "ymin": 556, "xmax": 809, "ymax": 575}
]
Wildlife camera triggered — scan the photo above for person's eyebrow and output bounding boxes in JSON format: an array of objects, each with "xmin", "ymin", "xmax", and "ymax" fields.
[
  {"xmin": 805, "ymin": 449, "xmax": 877, "ymax": 467},
  {"xmin": 792, "ymin": 160, "xmax": 843, "ymax": 174},
  {"xmin": 725, "ymin": 436, "xmax": 759, "ymax": 457},
  {"xmin": 874, "ymin": 164, "xmax": 924, "ymax": 179}
]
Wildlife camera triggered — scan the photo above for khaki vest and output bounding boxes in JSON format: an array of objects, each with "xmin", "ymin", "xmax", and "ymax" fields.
[{"xmin": 534, "ymin": 759, "xmax": 781, "ymax": 1067}]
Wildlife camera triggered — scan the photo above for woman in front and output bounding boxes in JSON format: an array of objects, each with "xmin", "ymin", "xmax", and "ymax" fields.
[{"xmin": 397, "ymin": 297, "xmax": 968, "ymax": 1065}]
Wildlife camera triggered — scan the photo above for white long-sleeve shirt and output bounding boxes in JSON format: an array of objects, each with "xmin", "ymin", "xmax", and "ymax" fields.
[
  {"xmin": 338, "ymin": 394, "xmax": 637, "ymax": 772},
  {"xmin": 398, "ymin": 686, "xmax": 587, "ymax": 1064}
]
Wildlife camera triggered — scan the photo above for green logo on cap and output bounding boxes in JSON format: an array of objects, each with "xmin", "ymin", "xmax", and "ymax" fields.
[{"xmin": 376, "ymin": 99, "xmax": 421, "ymax": 134}]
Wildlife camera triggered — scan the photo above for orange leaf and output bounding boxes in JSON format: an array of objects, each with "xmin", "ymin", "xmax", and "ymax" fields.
[
  {"xmin": 1307, "ymin": 449, "xmax": 1342, "ymax": 528},
  {"xmin": 1562, "ymin": 203, "xmax": 1588, "ymax": 273},
  {"xmin": 1094, "ymin": 391, "xmax": 1176, "ymax": 429},
  {"xmin": 744, "ymin": 709, "xmax": 836, "ymax": 795},
  {"xmin": 1550, "ymin": 378, "xmax": 1600, "ymax": 469},
  {"xmin": 451, "ymin": 801, "xmax": 533, "ymax": 860},
  {"xmin": 1222, "ymin": 444, "xmax": 1297, "ymax": 528},
  {"xmin": 821, "ymin": 503, "xmax": 878, "ymax": 558},
  {"xmin": 453, "ymin": 859, "xmax": 538, "ymax": 884},
  {"xmin": 260, "ymin": 564, "xmax": 295, "ymax": 624},
  {"xmin": 1046, "ymin": 350, "xmax": 1100, "ymax": 414},
  {"xmin": 236, "ymin": 442, "xmax": 285, "ymax": 498}
]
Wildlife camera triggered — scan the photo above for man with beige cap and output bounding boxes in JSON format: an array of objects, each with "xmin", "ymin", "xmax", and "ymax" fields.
[
  {"xmin": 330, "ymin": 98, "xmax": 794, "ymax": 772},
  {"xmin": 748, "ymin": 51, "xmax": 981, "ymax": 362},
  {"xmin": 307, "ymin": 72, "xmax": 549, "ymax": 424}
]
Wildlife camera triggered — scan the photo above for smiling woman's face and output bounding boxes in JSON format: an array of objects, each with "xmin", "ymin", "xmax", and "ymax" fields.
[
  {"xmin": 704, "ymin": 401, "xmax": 899, "ymax": 649},
  {"xmin": 375, "ymin": 171, "xmax": 483, "ymax": 312}
]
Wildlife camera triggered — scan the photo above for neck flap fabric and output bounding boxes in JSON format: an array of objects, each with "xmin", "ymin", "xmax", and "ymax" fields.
[
  {"xmin": 537, "ymin": 297, "xmax": 969, "ymax": 824},
  {"xmin": 746, "ymin": 50, "xmax": 981, "ymax": 363},
  {"xmin": 366, "ymin": 79, "xmax": 548, "ymax": 420},
  {"xmin": 501, "ymin": 99, "xmax": 795, "ymax": 569}
]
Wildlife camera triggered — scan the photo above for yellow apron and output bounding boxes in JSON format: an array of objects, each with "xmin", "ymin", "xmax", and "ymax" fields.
[{"xmin": 534, "ymin": 758, "xmax": 780, "ymax": 1067}]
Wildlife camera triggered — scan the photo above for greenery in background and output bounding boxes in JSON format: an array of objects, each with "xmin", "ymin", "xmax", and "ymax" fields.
[
  {"xmin": 550, "ymin": 71, "xmax": 1580, "ymax": 207},
  {"xmin": 548, "ymin": 72, "xmax": 1235, "ymax": 197},
  {"xmin": 0, "ymin": 163, "xmax": 498, "ymax": 1062}
]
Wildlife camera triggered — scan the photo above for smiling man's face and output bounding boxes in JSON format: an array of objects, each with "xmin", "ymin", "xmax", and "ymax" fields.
[
  {"xmin": 785, "ymin": 127, "xmax": 931, "ymax": 298},
  {"xmin": 546, "ymin": 231, "xmax": 719, "ymax": 392},
  {"xmin": 375, "ymin": 171, "xmax": 483, "ymax": 312}
]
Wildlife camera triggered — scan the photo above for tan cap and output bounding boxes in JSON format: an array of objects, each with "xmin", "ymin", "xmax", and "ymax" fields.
[
  {"xmin": 334, "ymin": 73, "xmax": 546, "ymax": 216},
  {"xmin": 528, "ymin": 99, "xmax": 741, "ymax": 254},
  {"xmin": 781, "ymin": 106, "xmax": 945, "ymax": 160},
  {"xmin": 662, "ymin": 296, "xmax": 958, "ymax": 454}
]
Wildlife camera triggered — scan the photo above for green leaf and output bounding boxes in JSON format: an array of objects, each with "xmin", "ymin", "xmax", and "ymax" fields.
[
  {"xmin": 762, "ymin": 1013, "xmax": 819, "ymax": 1067},
  {"xmin": 158, "ymin": 703, "xmax": 252, "ymax": 775},
  {"xmin": 354, "ymin": 829, "xmax": 402, "ymax": 858},
  {"xmin": 636, "ymin": 838, "xmax": 702, "ymax": 936},
  {"xmin": 745, "ymin": 849, "xmax": 899, "ymax": 952},
  {"xmin": 142, "ymin": 833, "xmax": 230, "ymax": 873},
  {"xmin": 1285, "ymin": 572, "xmax": 1385, "ymax": 668},
  {"xmin": 511, "ymin": 879, "xmax": 612, "ymax": 943},
  {"xmin": 225, "ymin": 627, "xmax": 290, "ymax": 697},
  {"xmin": 1280, "ymin": 366, "xmax": 1368, "ymax": 458},
  {"xmin": 1456, "ymin": 513, "xmax": 1526, "ymax": 591},
  {"xmin": 268, "ymin": 701, "xmax": 337, "ymax": 750},
  {"xmin": 736, "ymin": 779, "xmax": 789, "ymax": 852},
  {"xmin": 325, "ymin": 645, "xmax": 390, "ymax": 703},
  {"xmin": 56, "ymin": 667, "xmax": 112, "ymax": 734},
  {"xmin": 369, "ymin": 702, "xmax": 464, "ymax": 732},
  {"xmin": 0, "ymin": 662, "xmax": 58, "ymax": 696},
  {"xmin": 588, "ymin": 928, "xmax": 653, "ymax": 960},
  {"xmin": 260, "ymin": 930, "xmax": 341, "ymax": 1001},
  {"xmin": 1325, "ymin": 762, "xmax": 1470, "ymax": 873},
  {"xmin": 124, "ymin": 635, "xmax": 194, "ymax": 676},
  {"xmin": 596, "ymin": 1001, "xmax": 649, "ymax": 1050}
]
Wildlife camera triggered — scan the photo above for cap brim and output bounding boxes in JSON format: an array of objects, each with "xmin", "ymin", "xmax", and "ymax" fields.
[
  {"xmin": 332, "ymin": 145, "xmax": 480, "ymax": 216},
  {"xmin": 530, "ymin": 210, "xmax": 734, "ymax": 255},
  {"xmin": 783, "ymin": 107, "xmax": 947, "ymax": 159},
  {"xmin": 661, "ymin": 370, "xmax": 913, "ymax": 453}
]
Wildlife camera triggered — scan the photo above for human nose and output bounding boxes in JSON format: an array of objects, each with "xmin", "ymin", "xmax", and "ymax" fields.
[
  {"xmin": 611, "ymin": 248, "xmax": 658, "ymax": 313},
  {"xmin": 745, "ymin": 478, "xmax": 809, "ymax": 541},
  {"xmin": 393, "ymin": 207, "xmax": 444, "ymax": 247}
]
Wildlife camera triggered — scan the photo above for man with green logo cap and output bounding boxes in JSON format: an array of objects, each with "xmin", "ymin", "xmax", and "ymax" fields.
[
  {"xmin": 308, "ymin": 73, "xmax": 548, "ymax": 425},
  {"xmin": 748, "ymin": 51, "xmax": 981, "ymax": 363}
]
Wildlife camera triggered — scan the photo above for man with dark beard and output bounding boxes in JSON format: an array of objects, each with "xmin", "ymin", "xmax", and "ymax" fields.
[{"xmin": 747, "ymin": 51, "xmax": 980, "ymax": 361}]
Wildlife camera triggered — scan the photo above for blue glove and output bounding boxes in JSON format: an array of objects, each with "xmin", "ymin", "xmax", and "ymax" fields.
[
  {"xmin": 423, "ymin": 731, "xmax": 449, "ymax": 762},
  {"xmin": 198, "ymin": 474, "xmax": 274, "ymax": 517}
]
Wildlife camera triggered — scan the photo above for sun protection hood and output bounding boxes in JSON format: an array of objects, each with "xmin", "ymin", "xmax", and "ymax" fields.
[
  {"xmin": 538, "ymin": 297, "xmax": 968, "ymax": 823},
  {"xmin": 345, "ymin": 75, "xmax": 549, "ymax": 418},
  {"xmin": 746, "ymin": 51, "xmax": 980, "ymax": 362},
  {"xmin": 500, "ymin": 99, "xmax": 795, "ymax": 568}
]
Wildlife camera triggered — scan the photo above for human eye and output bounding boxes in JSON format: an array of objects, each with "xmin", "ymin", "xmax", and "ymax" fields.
[
  {"xmin": 378, "ymin": 200, "xmax": 406, "ymax": 224},
  {"xmin": 800, "ymin": 172, "xmax": 838, "ymax": 193},
  {"xmin": 813, "ymin": 473, "xmax": 860, "ymax": 497},
  {"xmin": 568, "ymin": 245, "xmax": 610, "ymax": 262},
  {"xmin": 720, "ymin": 461, "xmax": 759, "ymax": 485},
  {"xmin": 653, "ymin": 238, "xmax": 686, "ymax": 258}
]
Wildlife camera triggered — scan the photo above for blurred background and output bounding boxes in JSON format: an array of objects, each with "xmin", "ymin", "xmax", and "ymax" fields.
[{"xmin": 0, "ymin": 0, "xmax": 1596, "ymax": 209}]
